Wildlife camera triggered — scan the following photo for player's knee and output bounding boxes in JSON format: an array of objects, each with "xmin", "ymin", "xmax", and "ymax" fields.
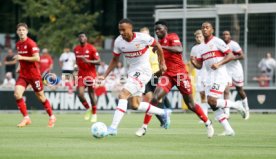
[
  {"xmin": 14, "ymin": 92, "xmax": 22, "ymax": 100},
  {"xmin": 207, "ymin": 97, "xmax": 217, "ymax": 110},
  {"xmin": 131, "ymin": 104, "xmax": 139, "ymax": 110}
]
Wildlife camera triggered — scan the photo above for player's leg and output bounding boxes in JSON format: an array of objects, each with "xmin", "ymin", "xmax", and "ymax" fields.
[
  {"xmin": 14, "ymin": 80, "xmax": 31, "ymax": 127},
  {"xmin": 107, "ymin": 88, "xmax": 131, "ymax": 135},
  {"xmin": 223, "ymin": 85, "xmax": 231, "ymax": 118},
  {"xmin": 88, "ymin": 86, "xmax": 98, "ymax": 122},
  {"xmin": 199, "ymin": 91, "xmax": 209, "ymax": 116},
  {"xmin": 34, "ymin": 90, "xmax": 56, "ymax": 128},
  {"xmin": 236, "ymin": 85, "xmax": 249, "ymax": 120},
  {"xmin": 207, "ymin": 83, "xmax": 246, "ymax": 119},
  {"xmin": 77, "ymin": 86, "xmax": 91, "ymax": 120},
  {"xmin": 233, "ymin": 68, "xmax": 250, "ymax": 120},
  {"xmin": 144, "ymin": 78, "xmax": 170, "ymax": 122}
]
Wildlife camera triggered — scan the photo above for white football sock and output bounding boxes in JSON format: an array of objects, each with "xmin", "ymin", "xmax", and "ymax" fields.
[
  {"xmin": 138, "ymin": 102, "xmax": 164, "ymax": 115},
  {"xmin": 216, "ymin": 99, "xmax": 239, "ymax": 109},
  {"xmin": 215, "ymin": 109, "xmax": 234, "ymax": 132},
  {"xmin": 242, "ymin": 97, "xmax": 249, "ymax": 111},
  {"xmin": 110, "ymin": 99, "xmax": 128, "ymax": 129},
  {"xmin": 224, "ymin": 107, "xmax": 230, "ymax": 118}
]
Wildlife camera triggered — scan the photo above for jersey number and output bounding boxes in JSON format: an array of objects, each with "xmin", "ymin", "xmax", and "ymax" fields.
[
  {"xmin": 35, "ymin": 80, "xmax": 41, "ymax": 90},
  {"xmin": 211, "ymin": 83, "xmax": 220, "ymax": 90},
  {"xmin": 133, "ymin": 72, "xmax": 141, "ymax": 78}
]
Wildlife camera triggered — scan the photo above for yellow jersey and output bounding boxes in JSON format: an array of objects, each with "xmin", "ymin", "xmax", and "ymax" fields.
[{"xmin": 149, "ymin": 47, "xmax": 159, "ymax": 74}]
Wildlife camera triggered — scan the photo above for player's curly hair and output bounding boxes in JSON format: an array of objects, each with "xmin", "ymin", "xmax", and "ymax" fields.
[{"xmin": 155, "ymin": 20, "xmax": 168, "ymax": 28}]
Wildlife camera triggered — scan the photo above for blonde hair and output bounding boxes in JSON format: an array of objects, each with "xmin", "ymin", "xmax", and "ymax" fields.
[
  {"xmin": 140, "ymin": 27, "xmax": 150, "ymax": 34},
  {"xmin": 194, "ymin": 29, "xmax": 202, "ymax": 36}
]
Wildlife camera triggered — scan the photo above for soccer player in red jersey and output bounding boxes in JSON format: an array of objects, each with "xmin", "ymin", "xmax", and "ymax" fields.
[
  {"xmin": 136, "ymin": 21, "xmax": 214, "ymax": 138},
  {"xmin": 14, "ymin": 23, "xmax": 56, "ymax": 128},
  {"xmin": 74, "ymin": 32, "xmax": 101, "ymax": 122}
]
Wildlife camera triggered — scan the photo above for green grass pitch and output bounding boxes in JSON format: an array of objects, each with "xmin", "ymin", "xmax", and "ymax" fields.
[{"xmin": 0, "ymin": 112, "xmax": 276, "ymax": 159}]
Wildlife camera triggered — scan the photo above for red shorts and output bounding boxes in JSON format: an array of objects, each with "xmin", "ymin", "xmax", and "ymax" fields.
[
  {"xmin": 77, "ymin": 75, "xmax": 96, "ymax": 88},
  {"xmin": 157, "ymin": 72, "xmax": 192, "ymax": 95},
  {"xmin": 16, "ymin": 76, "xmax": 44, "ymax": 92}
]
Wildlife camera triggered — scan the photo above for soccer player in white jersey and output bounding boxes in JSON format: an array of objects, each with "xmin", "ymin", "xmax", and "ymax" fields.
[
  {"xmin": 191, "ymin": 22, "xmax": 248, "ymax": 136},
  {"xmin": 190, "ymin": 30, "xmax": 209, "ymax": 118},
  {"xmin": 99, "ymin": 19, "xmax": 171, "ymax": 136},
  {"xmin": 222, "ymin": 30, "xmax": 250, "ymax": 120}
]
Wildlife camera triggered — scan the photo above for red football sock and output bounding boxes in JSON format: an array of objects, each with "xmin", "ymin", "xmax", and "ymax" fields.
[
  {"xmin": 194, "ymin": 104, "xmax": 208, "ymax": 122},
  {"xmin": 43, "ymin": 99, "xmax": 53, "ymax": 116},
  {"xmin": 16, "ymin": 98, "xmax": 28, "ymax": 117},
  {"xmin": 143, "ymin": 113, "xmax": 153, "ymax": 125},
  {"xmin": 92, "ymin": 105, "xmax": 97, "ymax": 115},
  {"xmin": 82, "ymin": 101, "xmax": 90, "ymax": 109}
]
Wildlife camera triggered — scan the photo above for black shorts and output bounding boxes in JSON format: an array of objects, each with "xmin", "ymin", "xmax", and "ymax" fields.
[
  {"xmin": 62, "ymin": 70, "xmax": 74, "ymax": 74},
  {"xmin": 144, "ymin": 75, "xmax": 159, "ymax": 95}
]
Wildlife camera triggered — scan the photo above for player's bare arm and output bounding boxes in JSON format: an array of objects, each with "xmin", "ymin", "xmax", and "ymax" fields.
[
  {"xmin": 161, "ymin": 45, "xmax": 183, "ymax": 54},
  {"xmin": 190, "ymin": 56, "xmax": 202, "ymax": 69},
  {"xmin": 14, "ymin": 53, "xmax": 40, "ymax": 62},
  {"xmin": 154, "ymin": 42, "xmax": 167, "ymax": 72},
  {"xmin": 81, "ymin": 56, "xmax": 101, "ymax": 65},
  {"xmin": 211, "ymin": 52, "xmax": 235, "ymax": 70},
  {"xmin": 234, "ymin": 50, "xmax": 244, "ymax": 60}
]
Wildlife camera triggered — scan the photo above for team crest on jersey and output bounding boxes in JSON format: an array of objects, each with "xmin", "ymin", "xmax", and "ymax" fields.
[
  {"xmin": 209, "ymin": 44, "xmax": 214, "ymax": 50},
  {"xmin": 257, "ymin": 94, "xmax": 266, "ymax": 104},
  {"xmin": 135, "ymin": 44, "xmax": 141, "ymax": 49}
]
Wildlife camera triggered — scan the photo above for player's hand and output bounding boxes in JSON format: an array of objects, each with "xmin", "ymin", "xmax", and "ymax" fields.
[
  {"xmin": 152, "ymin": 46, "xmax": 157, "ymax": 52},
  {"xmin": 211, "ymin": 63, "xmax": 220, "ymax": 70},
  {"xmin": 159, "ymin": 63, "xmax": 167, "ymax": 72},
  {"xmin": 80, "ymin": 57, "xmax": 89, "ymax": 63},
  {"xmin": 13, "ymin": 55, "xmax": 23, "ymax": 60}
]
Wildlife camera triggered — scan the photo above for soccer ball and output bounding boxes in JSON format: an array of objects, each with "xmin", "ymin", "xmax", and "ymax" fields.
[{"xmin": 91, "ymin": 122, "xmax": 107, "ymax": 138}]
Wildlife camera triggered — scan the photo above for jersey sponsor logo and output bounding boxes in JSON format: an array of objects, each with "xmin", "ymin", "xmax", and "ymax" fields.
[
  {"xmin": 32, "ymin": 47, "xmax": 39, "ymax": 51},
  {"xmin": 202, "ymin": 50, "xmax": 224, "ymax": 61},
  {"xmin": 96, "ymin": 52, "xmax": 99, "ymax": 56},
  {"xmin": 123, "ymin": 46, "xmax": 148, "ymax": 58},
  {"xmin": 76, "ymin": 55, "xmax": 89, "ymax": 58},
  {"xmin": 24, "ymin": 45, "xmax": 27, "ymax": 49},
  {"xmin": 18, "ymin": 51, "xmax": 28, "ymax": 54},
  {"xmin": 173, "ymin": 40, "xmax": 180, "ymax": 43},
  {"xmin": 85, "ymin": 50, "xmax": 89, "ymax": 54}
]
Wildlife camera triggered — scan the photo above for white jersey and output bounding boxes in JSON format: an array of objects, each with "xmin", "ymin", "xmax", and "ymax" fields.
[
  {"xmin": 113, "ymin": 32, "xmax": 155, "ymax": 75},
  {"xmin": 59, "ymin": 52, "xmax": 76, "ymax": 71},
  {"xmin": 225, "ymin": 40, "xmax": 244, "ymax": 86},
  {"xmin": 113, "ymin": 32, "xmax": 156, "ymax": 96},
  {"xmin": 196, "ymin": 36, "xmax": 230, "ymax": 86},
  {"xmin": 226, "ymin": 40, "xmax": 243, "ymax": 71}
]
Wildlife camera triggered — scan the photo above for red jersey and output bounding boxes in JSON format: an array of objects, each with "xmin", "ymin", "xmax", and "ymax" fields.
[
  {"xmin": 74, "ymin": 43, "xmax": 99, "ymax": 77},
  {"xmin": 40, "ymin": 53, "xmax": 53, "ymax": 74},
  {"xmin": 159, "ymin": 33, "xmax": 187, "ymax": 76},
  {"xmin": 16, "ymin": 37, "xmax": 41, "ymax": 79}
]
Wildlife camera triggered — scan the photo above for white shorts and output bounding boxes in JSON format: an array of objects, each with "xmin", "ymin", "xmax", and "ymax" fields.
[
  {"xmin": 205, "ymin": 82, "xmax": 227, "ymax": 99},
  {"xmin": 124, "ymin": 71, "xmax": 151, "ymax": 97},
  {"xmin": 228, "ymin": 69, "xmax": 244, "ymax": 87},
  {"xmin": 227, "ymin": 62, "xmax": 244, "ymax": 87}
]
